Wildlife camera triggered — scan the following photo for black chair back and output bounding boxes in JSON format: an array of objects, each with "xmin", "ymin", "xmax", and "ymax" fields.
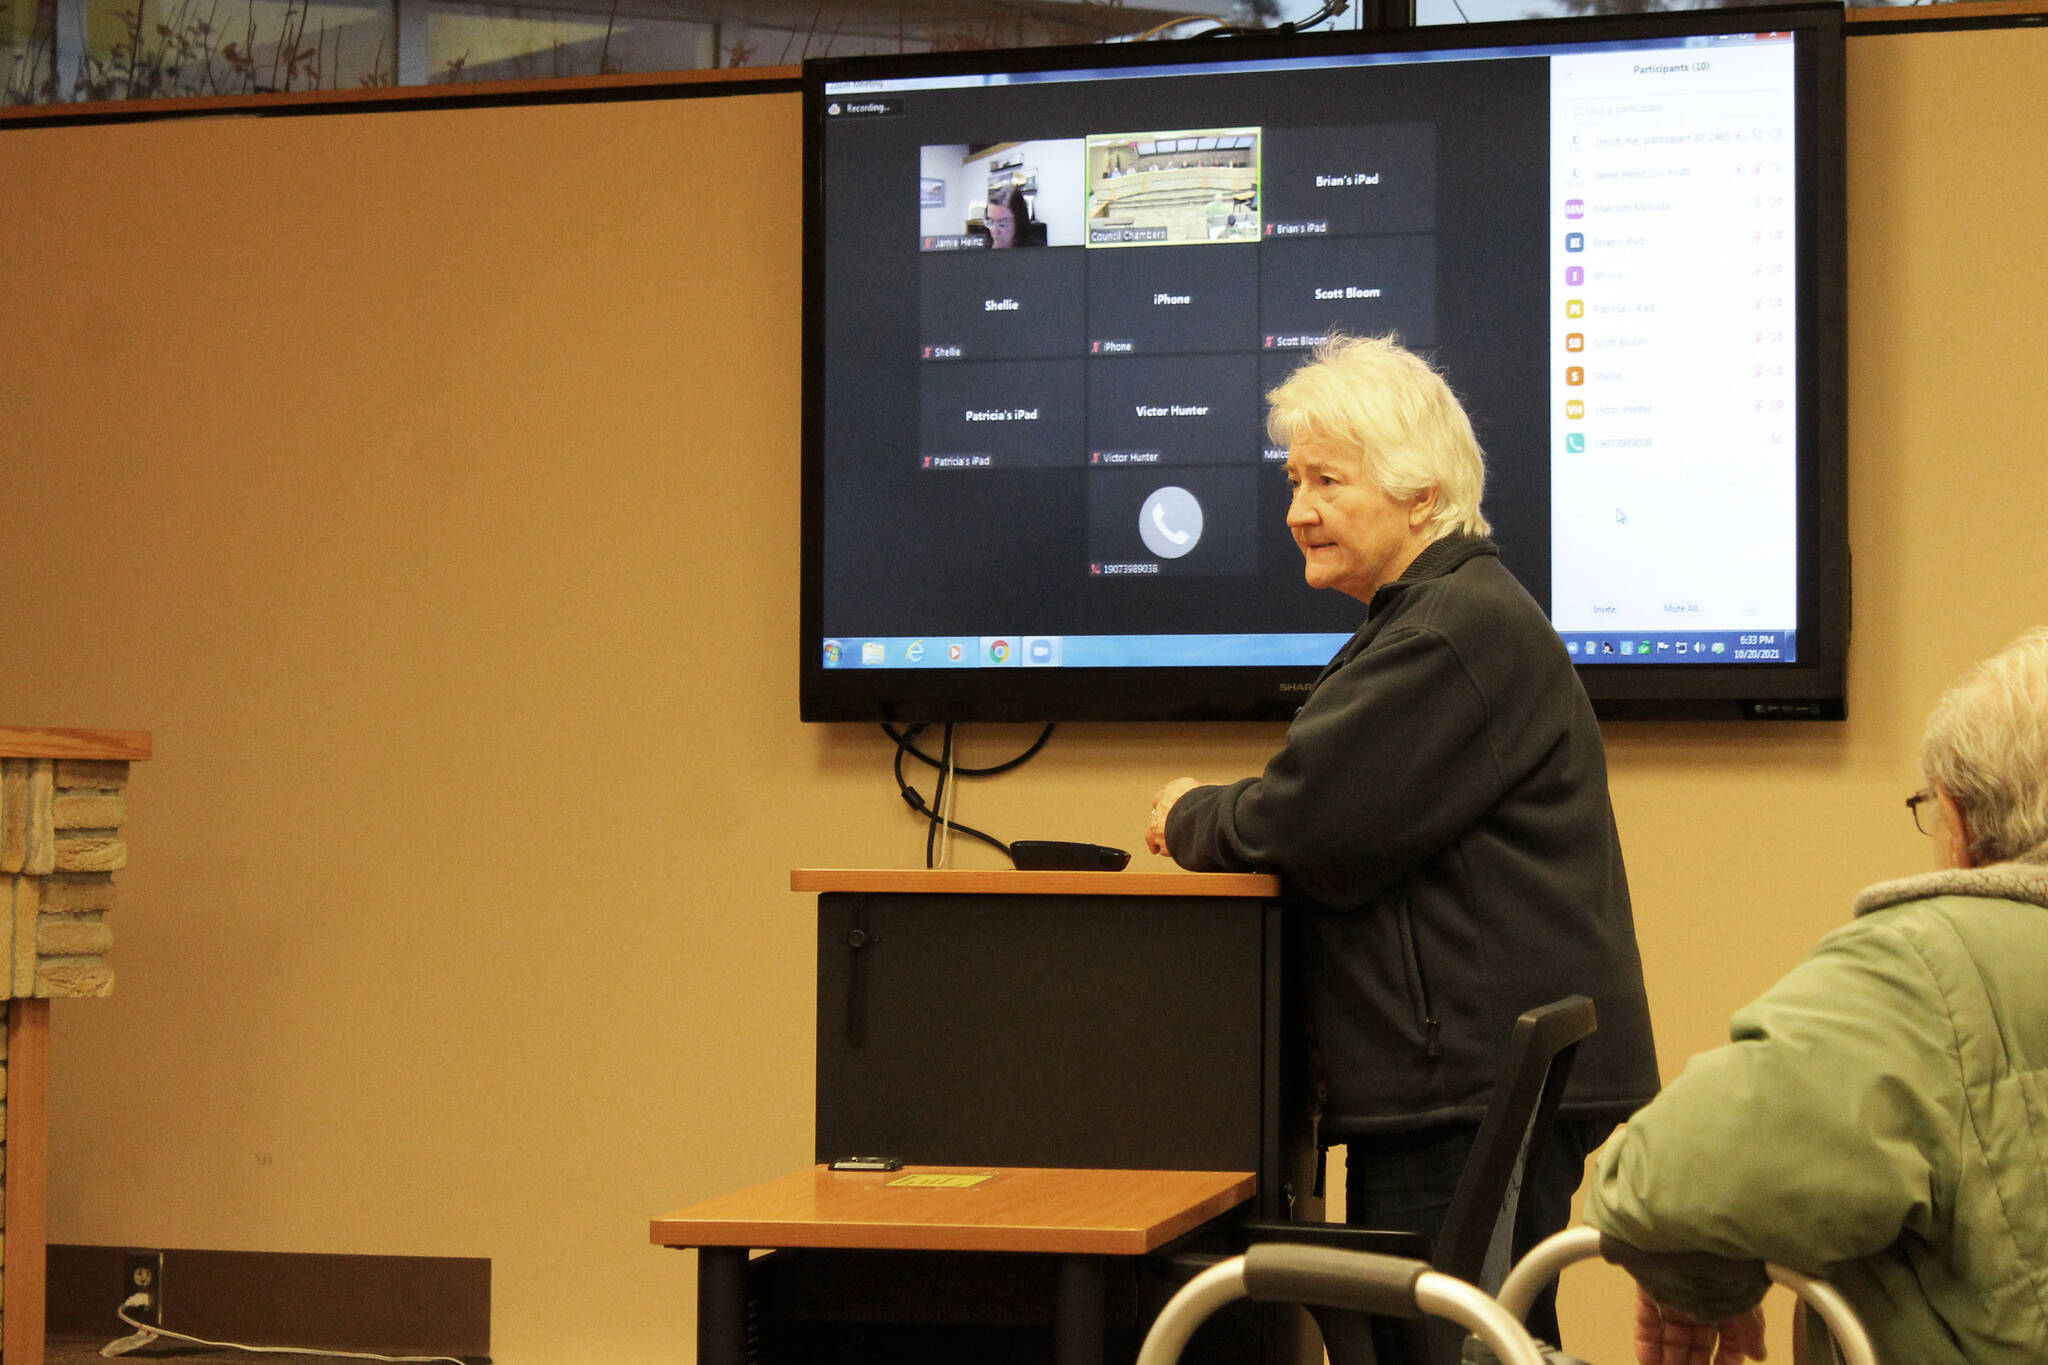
[
  {"xmin": 1233, "ymin": 994, "xmax": 1598, "ymax": 1365},
  {"xmin": 1433, "ymin": 995, "xmax": 1598, "ymax": 1286}
]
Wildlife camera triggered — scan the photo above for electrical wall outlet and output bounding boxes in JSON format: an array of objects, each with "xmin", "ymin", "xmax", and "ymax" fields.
[{"xmin": 122, "ymin": 1250, "xmax": 163, "ymax": 1327}]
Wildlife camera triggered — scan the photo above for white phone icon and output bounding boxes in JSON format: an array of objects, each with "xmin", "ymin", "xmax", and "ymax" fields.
[
  {"xmin": 1138, "ymin": 487, "xmax": 1204, "ymax": 560},
  {"xmin": 1151, "ymin": 503, "xmax": 1192, "ymax": 546}
]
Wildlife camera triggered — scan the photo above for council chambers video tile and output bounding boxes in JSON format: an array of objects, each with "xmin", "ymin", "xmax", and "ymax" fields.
[
  {"xmin": 1261, "ymin": 122, "xmax": 1437, "ymax": 238},
  {"xmin": 1260, "ymin": 234, "xmax": 1437, "ymax": 349},
  {"xmin": 1084, "ymin": 243, "xmax": 1260, "ymax": 356},
  {"xmin": 1085, "ymin": 354, "xmax": 1261, "ymax": 469},
  {"xmin": 918, "ymin": 359, "xmax": 1086, "ymax": 469},
  {"xmin": 919, "ymin": 248, "xmax": 1087, "ymax": 362}
]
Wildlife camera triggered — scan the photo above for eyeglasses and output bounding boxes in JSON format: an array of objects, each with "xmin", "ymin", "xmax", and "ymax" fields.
[{"xmin": 1906, "ymin": 788, "xmax": 1938, "ymax": 837}]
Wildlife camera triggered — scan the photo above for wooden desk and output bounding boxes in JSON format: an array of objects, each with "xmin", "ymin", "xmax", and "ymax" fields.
[{"xmin": 653, "ymin": 1165, "xmax": 1255, "ymax": 1365}]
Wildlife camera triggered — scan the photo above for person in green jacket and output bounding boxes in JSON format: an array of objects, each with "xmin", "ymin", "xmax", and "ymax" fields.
[{"xmin": 1583, "ymin": 625, "xmax": 2048, "ymax": 1365}]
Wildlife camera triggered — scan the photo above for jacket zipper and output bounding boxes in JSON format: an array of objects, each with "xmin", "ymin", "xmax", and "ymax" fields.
[{"xmin": 1396, "ymin": 902, "xmax": 1443, "ymax": 1059}]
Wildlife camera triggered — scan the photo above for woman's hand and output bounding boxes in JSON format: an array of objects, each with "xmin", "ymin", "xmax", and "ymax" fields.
[
  {"xmin": 1633, "ymin": 1286, "xmax": 1766, "ymax": 1365},
  {"xmin": 1147, "ymin": 777, "xmax": 1202, "ymax": 856}
]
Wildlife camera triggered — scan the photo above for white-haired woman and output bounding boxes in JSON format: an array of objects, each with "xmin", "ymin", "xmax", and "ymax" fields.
[
  {"xmin": 1586, "ymin": 627, "xmax": 2048, "ymax": 1365},
  {"xmin": 1146, "ymin": 334, "xmax": 1659, "ymax": 1350}
]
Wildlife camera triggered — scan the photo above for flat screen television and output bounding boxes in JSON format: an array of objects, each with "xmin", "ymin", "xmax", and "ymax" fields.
[{"xmin": 801, "ymin": 3, "xmax": 1847, "ymax": 723}]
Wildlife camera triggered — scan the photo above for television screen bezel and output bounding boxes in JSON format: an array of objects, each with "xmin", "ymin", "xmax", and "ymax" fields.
[{"xmin": 799, "ymin": 3, "xmax": 1848, "ymax": 724}]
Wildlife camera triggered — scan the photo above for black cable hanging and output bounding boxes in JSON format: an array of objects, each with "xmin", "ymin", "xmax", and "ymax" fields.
[
  {"xmin": 883, "ymin": 721, "xmax": 1055, "ymax": 778},
  {"xmin": 883, "ymin": 722, "xmax": 1056, "ymax": 867},
  {"xmin": 1186, "ymin": 0, "xmax": 1353, "ymax": 39}
]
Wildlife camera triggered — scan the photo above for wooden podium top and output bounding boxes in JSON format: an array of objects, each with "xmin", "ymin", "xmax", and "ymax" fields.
[
  {"xmin": 791, "ymin": 868, "xmax": 1281, "ymax": 897},
  {"xmin": 651, "ymin": 1165, "xmax": 1255, "ymax": 1256},
  {"xmin": 0, "ymin": 727, "xmax": 152, "ymax": 761}
]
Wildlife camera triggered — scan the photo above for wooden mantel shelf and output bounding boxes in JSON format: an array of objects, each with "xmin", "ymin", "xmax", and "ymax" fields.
[
  {"xmin": 0, "ymin": 727, "xmax": 152, "ymax": 761},
  {"xmin": 792, "ymin": 867, "xmax": 1281, "ymax": 897}
]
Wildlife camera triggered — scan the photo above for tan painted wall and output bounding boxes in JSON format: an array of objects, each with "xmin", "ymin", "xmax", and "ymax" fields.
[{"xmin": 0, "ymin": 23, "xmax": 2044, "ymax": 1362}]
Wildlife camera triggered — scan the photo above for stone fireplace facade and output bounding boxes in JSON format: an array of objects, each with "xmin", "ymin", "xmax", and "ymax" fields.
[{"xmin": 0, "ymin": 735, "xmax": 147, "ymax": 1362}]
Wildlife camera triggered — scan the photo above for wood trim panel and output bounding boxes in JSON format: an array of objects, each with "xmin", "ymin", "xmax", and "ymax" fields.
[
  {"xmin": 0, "ymin": 728, "xmax": 152, "ymax": 761},
  {"xmin": 791, "ymin": 868, "xmax": 1280, "ymax": 897},
  {"xmin": 5, "ymin": 1000, "xmax": 51, "ymax": 1365},
  {"xmin": 652, "ymin": 1166, "xmax": 1255, "ymax": 1257},
  {"xmin": 0, "ymin": 65, "xmax": 800, "ymax": 126},
  {"xmin": 1848, "ymin": 0, "xmax": 2048, "ymax": 23},
  {"xmin": 45, "ymin": 1245, "xmax": 490, "ymax": 1355}
]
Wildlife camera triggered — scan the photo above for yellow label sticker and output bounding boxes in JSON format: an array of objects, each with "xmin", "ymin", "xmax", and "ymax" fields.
[{"xmin": 887, "ymin": 1173, "xmax": 993, "ymax": 1189}]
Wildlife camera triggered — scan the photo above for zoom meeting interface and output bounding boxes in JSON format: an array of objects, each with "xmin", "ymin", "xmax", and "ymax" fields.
[{"xmin": 816, "ymin": 31, "xmax": 1802, "ymax": 673}]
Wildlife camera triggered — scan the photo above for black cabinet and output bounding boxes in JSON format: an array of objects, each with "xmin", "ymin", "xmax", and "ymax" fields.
[
  {"xmin": 813, "ymin": 883, "xmax": 1296, "ymax": 1218},
  {"xmin": 789, "ymin": 871, "xmax": 1310, "ymax": 1365}
]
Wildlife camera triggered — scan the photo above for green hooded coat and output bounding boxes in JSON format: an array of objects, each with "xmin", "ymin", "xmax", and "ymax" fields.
[{"xmin": 1585, "ymin": 862, "xmax": 2048, "ymax": 1365}]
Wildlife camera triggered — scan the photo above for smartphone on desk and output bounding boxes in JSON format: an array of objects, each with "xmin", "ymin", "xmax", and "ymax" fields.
[{"xmin": 828, "ymin": 1156, "xmax": 903, "ymax": 1171}]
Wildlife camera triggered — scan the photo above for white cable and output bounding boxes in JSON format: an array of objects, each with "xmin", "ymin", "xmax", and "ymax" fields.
[
  {"xmin": 939, "ymin": 731, "xmax": 958, "ymax": 867},
  {"xmin": 108, "ymin": 1302, "xmax": 467, "ymax": 1365}
]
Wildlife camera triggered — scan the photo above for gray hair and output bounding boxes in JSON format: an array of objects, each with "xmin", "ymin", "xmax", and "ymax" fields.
[
  {"xmin": 1922, "ymin": 626, "xmax": 2048, "ymax": 865},
  {"xmin": 1264, "ymin": 333, "xmax": 1491, "ymax": 539}
]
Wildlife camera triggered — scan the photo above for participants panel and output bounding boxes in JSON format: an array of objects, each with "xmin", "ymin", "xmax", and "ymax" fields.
[
  {"xmin": 1261, "ymin": 235, "xmax": 1437, "ymax": 349},
  {"xmin": 1086, "ymin": 466, "xmax": 1261, "ymax": 578},
  {"xmin": 919, "ymin": 248, "xmax": 1087, "ymax": 362},
  {"xmin": 1085, "ymin": 244, "xmax": 1259, "ymax": 356},
  {"xmin": 919, "ymin": 359, "xmax": 1086, "ymax": 469},
  {"xmin": 1262, "ymin": 123, "xmax": 1436, "ymax": 238},
  {"xmin": 1086, "ymin": 355, "xmax": 1260, "ymax": 469}
]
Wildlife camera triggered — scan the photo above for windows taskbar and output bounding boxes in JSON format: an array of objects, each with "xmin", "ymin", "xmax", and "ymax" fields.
[{"xmin": 820, "ymin": 627, "xmax": 1797, "ymax": 669}]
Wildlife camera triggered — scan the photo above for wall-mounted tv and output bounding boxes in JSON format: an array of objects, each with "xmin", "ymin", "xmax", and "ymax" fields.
[{"xmin": 801, "ymin": 3, "xmax": 1847, "ymax": 723}]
